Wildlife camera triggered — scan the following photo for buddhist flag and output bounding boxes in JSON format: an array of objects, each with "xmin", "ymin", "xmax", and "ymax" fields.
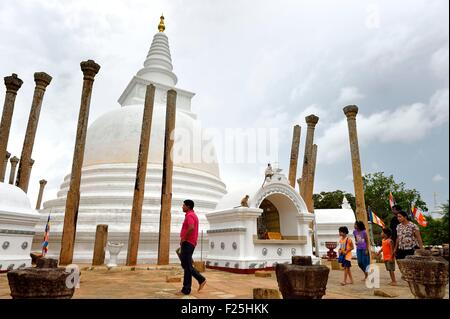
[
  {"xmin": 411, "ymin": 204, "xmax": 428, "ymax": 227},
  {"xmin": 42, "ymin": 214, "xmax": 50, "ymax": 256},
  {"xmin": 368, "ymin": 207, "xmax": 386, "ymax": 228},
  {"xmin": 389, "ymin": 191, "xmax": 396, "ymax": 209}
]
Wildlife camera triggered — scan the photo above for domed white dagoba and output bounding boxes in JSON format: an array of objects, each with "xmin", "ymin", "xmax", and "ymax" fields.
[
  {"xmin": 0, "ymin": 183, "xmax": 40, "ymax": 271},
  {"xmin": 32, "ymin": 16, "xmax": 227, "ymax": 263}
]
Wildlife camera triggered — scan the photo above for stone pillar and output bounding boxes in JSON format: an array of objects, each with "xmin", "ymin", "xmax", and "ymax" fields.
[
  {"xmin": 343, "ymin": 105, "xmax": 371, "ymax": 246},
  {"xmin": 300, "ymin": 115, "xmax": 319, "ymax": 212},
  {"xmin": 1, "ymin": 151, "xmax": 11, "ymax": 182},
  {"xmin": 0, "ymin": 74, "xmax": 23, "ymax": 181},
  {"xmin": 158, "ymin": 89, "xmax": 177, "ymax": 265},
  {"xmin": 308, "ymin": 144, "xmax": 318, "ymax": 212},
  {"xmin": 35, "ymin": 179, "xmax": 47, "ymax": 210},
  {"xmin": 60, "ymin": 60, "xmax": 100, "ymax": 265},
  {"xmin": 16, "ymin": 72, "xmax": 52, "ymax": 193},
  {"xmin": 26, "ymin": 158, "xmax": 35, "ymax": 186},
  {"xmin": 297, "ymin": 178, "xmax": 301, "ymax": 193},
  {"xmin": 92, "ymin": 224, "xmax": 109, "ymax": 266},
  {"xmin": 126, "ymin": 84, "xmax": 156, "ymax": 266},
  {"xmin": 8, "ymin": 156, "xmax": 19, "ymax": 185},
  {"xmin": 288, "ymin": 125, "xmax": 301, "ymax": 188}
]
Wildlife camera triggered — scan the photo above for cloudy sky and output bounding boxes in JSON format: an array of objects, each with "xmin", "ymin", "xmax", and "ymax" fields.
[{"xmin": 1, "ymin": 0, "xmax": 448, "ymax": 213}]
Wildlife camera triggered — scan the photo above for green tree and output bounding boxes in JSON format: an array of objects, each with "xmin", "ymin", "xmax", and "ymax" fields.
[
  {"xmin": 313, "ymin": 190, "xmax": 356, "ymax": 211},
  {"xmin": 420, "ymin": 202, "xmax": 449, "ymax": 245},
  {"xmin": 313, "ymin": 172, "xmax": 429, "ymax": 246},
  {"xmin": 362, "ymin": 172, "xmax": 427, "ymax": 225},
  {"xmin": 363, "ymin": 172, "xmax": 428, "ymax": 245}
]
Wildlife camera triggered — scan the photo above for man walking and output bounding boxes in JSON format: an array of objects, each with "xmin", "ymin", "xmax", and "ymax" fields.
[{"xmin": 177, "ymin": 199, "xmax": 206, "ymax": 295}]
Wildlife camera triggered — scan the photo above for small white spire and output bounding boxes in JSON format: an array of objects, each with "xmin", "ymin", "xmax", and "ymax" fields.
[
  {"xmin": 136, "ymin": 16, "xmax": 178, "ymax": 86},
  {"xmin": 341, "ymin": 196, "xmax": 352, "ymax": 209}
]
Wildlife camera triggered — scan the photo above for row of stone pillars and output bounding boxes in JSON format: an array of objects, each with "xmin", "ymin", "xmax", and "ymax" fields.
[
  {"xmin": 287, "ymin": 115, "xmax": 319, "ymax": 214},
  {"xmin": 0, "ymin": 72, "xmax": 50, "ymax": 213},
  {"xmin": 0, "ymin": 72, "xmax": 51, "ymax": 193},
  {"xmin": 1, "ymin": 153, "xmax": 46, "ymax": 209},
  {"xmin": 286, "ymin": 105, "xmax": 371, "ymax": 250},
  {"xmin": 0, "ymin": 64, "xmax": 102, "ymax": 265},
  {"xmin": 0, "ymin": 59, "xmax": 176, "ymax": 266},
  {"xmin": 56, "ymin": 59, "xmax": 177, "ymax": 266},
  {"xmin": 1, "ymin": 154, "xmax": 34, "ymax": 185},
  {"xmin": 126, "ymin": 84, "xmax": 177, "ymax": 266}
]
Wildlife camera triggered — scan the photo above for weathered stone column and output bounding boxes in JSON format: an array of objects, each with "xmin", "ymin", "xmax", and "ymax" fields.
[
  {"xmin": 8, "ymin": 156, "xmax": 19, "ymax": 185},
  {"xmin": 60, "ymin": 60, "xmax": 100, "ymax": 265},
  {"xmin": 126, "ymin": 84, "xmax": 156, "ymax": 266},
  {"xmin": 288, "ymin": 125, "xmax": 301, "ymax": 188},
  {"xmin": 26, "ymin": 158, "xmax": 35, "ymax": 186},
  {"xmin": 158, "ymin": 89, "xmax": 177, "ymax": 265},
  {"xmin": 92, "ymin": 224, "xmax": 109, "ymax": 266},
  {"xmin": 35, "ymin": 179, "xmax": 47, "ymax": 210},
  {"xmin": 0, "ymin": 74, "xmax": 23, "ymax": 181},
  {"xmin": 1, "ymin": 151, "xmax": 11, "ymax": 182},
  {"xmin": 343, "ymin": 105, "xmax": 371, "ymax": 244},
  {"xmin": 308, "ymin": 144, "xmax": 318, "ymax": 212},
  {"xmin": 300, "ymin": 115, "xmax": 319, "ymax": 212},
  {"xmin": 16, "ymin": 72, "xmax": 52, "ymax": 193}
]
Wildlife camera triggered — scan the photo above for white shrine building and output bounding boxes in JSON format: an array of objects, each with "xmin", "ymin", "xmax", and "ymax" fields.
[
  {"xmin": 205, "ymin": 168, "xmax": 317, "ymax": 272},
  {"xmin": 314, "ymin": 197, "xmax": 356, "ymax": 258}
]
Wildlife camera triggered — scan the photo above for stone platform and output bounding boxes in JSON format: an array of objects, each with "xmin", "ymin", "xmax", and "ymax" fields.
[{"xmin": 0, "ymin": 261, "xmax": 448, "ymax": 299}]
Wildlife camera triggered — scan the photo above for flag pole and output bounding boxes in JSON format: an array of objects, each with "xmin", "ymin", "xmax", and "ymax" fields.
[{"xmin": 367, "ymin": 206, "xmax": 375, "ymax": 263}]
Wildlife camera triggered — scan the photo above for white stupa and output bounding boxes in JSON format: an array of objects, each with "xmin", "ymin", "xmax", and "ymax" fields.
[
  {"xmin": 0, "ymin": 183, "xmax": 40, "ymax": 271},
  {"xmin": 32, "ymin": 16, "xmax": 227, "ymax": 263}
]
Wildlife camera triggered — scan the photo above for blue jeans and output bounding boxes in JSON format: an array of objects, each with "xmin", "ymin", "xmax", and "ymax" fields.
[
  {"xmin": 356, "ymin": 248, "xmax": 370, "ymax": 273},
  {"xmin": 180, "ymin": 241, "xmax": 205, "ymax": 294}
]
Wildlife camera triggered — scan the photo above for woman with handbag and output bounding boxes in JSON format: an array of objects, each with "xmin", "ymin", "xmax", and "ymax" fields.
[{"xmin": 338, "ymin": 226, "xmax": 354, "ymax": 286}]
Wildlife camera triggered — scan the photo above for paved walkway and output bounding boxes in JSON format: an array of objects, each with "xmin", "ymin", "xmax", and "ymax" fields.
[{"xmin": 1, "ymin": 261, "xmax": 448, "ymax": 299}]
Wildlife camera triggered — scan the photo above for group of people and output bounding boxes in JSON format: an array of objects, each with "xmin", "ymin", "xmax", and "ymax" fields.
[
  {"xmin": 178, "ymin": 199, "xmax": 425, "ymax": 294},
  {"xmin": 338, "ymin": 204, "xmax": 424, "ymax": 286}
]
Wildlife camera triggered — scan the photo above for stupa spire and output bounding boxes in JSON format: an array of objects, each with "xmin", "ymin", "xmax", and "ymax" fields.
[
  {"xmin": 118, "ymin": 14, "xmax": 178, "ymax": 105},
  {"xmin": 134, "ymin": 14, "xmax": 177, "ymax": 86},
  {"xmin": 158, "ymin": 14, "xmax": 165, "ymax": 32}
]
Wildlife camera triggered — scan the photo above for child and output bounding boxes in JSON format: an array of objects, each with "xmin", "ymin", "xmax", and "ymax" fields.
[
  {"xmin": 353, "ymin": 221, "xmax": 370, "ymax": 281},
  {"xmin": 377, "ymin": 228, "xmax": 397, "ymax": 286},
  {"xmin": 338, "ymin": 226, "xmax": 354, "ymax": 286}
]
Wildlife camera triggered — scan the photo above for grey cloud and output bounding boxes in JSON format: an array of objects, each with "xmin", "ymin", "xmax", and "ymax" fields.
[{"xmin": 0, "ymin": 0, "xmax": 448, "ymax": 210}]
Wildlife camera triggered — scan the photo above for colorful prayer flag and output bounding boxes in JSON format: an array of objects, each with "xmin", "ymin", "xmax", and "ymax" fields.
[
  {"xmin": 411, "ymin": 204, "xmax": 428, "ymax": 227},
  {"xmin": 389, "ymin": 191, "xmax": 396, "ymax": 209},
  {"xmin": 368, "ymin": 207, "xmax": 386, "ymax": 228},
  {"xmin": 42, "ymin": 214, "xmax": 50, "ymax": 255}
]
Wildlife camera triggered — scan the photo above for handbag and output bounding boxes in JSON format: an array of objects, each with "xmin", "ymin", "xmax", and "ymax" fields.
[{"xmin": 338, "ymin": 238, "xmax": 348, "ymax": 263}]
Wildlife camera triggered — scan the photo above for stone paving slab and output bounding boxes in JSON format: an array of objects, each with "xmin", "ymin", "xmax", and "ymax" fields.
[{"xmin": 0, "ymin": 261, "xmax": 448, "ymax": 299}]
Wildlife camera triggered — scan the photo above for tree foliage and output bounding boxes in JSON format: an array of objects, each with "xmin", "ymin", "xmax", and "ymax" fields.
[
  {"xmin": 313, "ymin": 190, "xmax": 356, "ymax": 211},
  {"xmin": 362, "ymin": 172, "xmax": 427, "ymax": 225},
  {"xmin": 420, "ymin": 202, "xmax": 449, "ymax": 245},
  {"xmin": 313, "ymin": 172, "xmax": 435, "ymax": 246}
]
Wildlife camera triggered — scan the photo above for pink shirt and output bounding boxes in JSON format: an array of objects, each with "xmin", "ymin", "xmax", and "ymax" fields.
[{"xmin": 180, "ymin": 210, "xmax": 199, "ymax": 247}]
